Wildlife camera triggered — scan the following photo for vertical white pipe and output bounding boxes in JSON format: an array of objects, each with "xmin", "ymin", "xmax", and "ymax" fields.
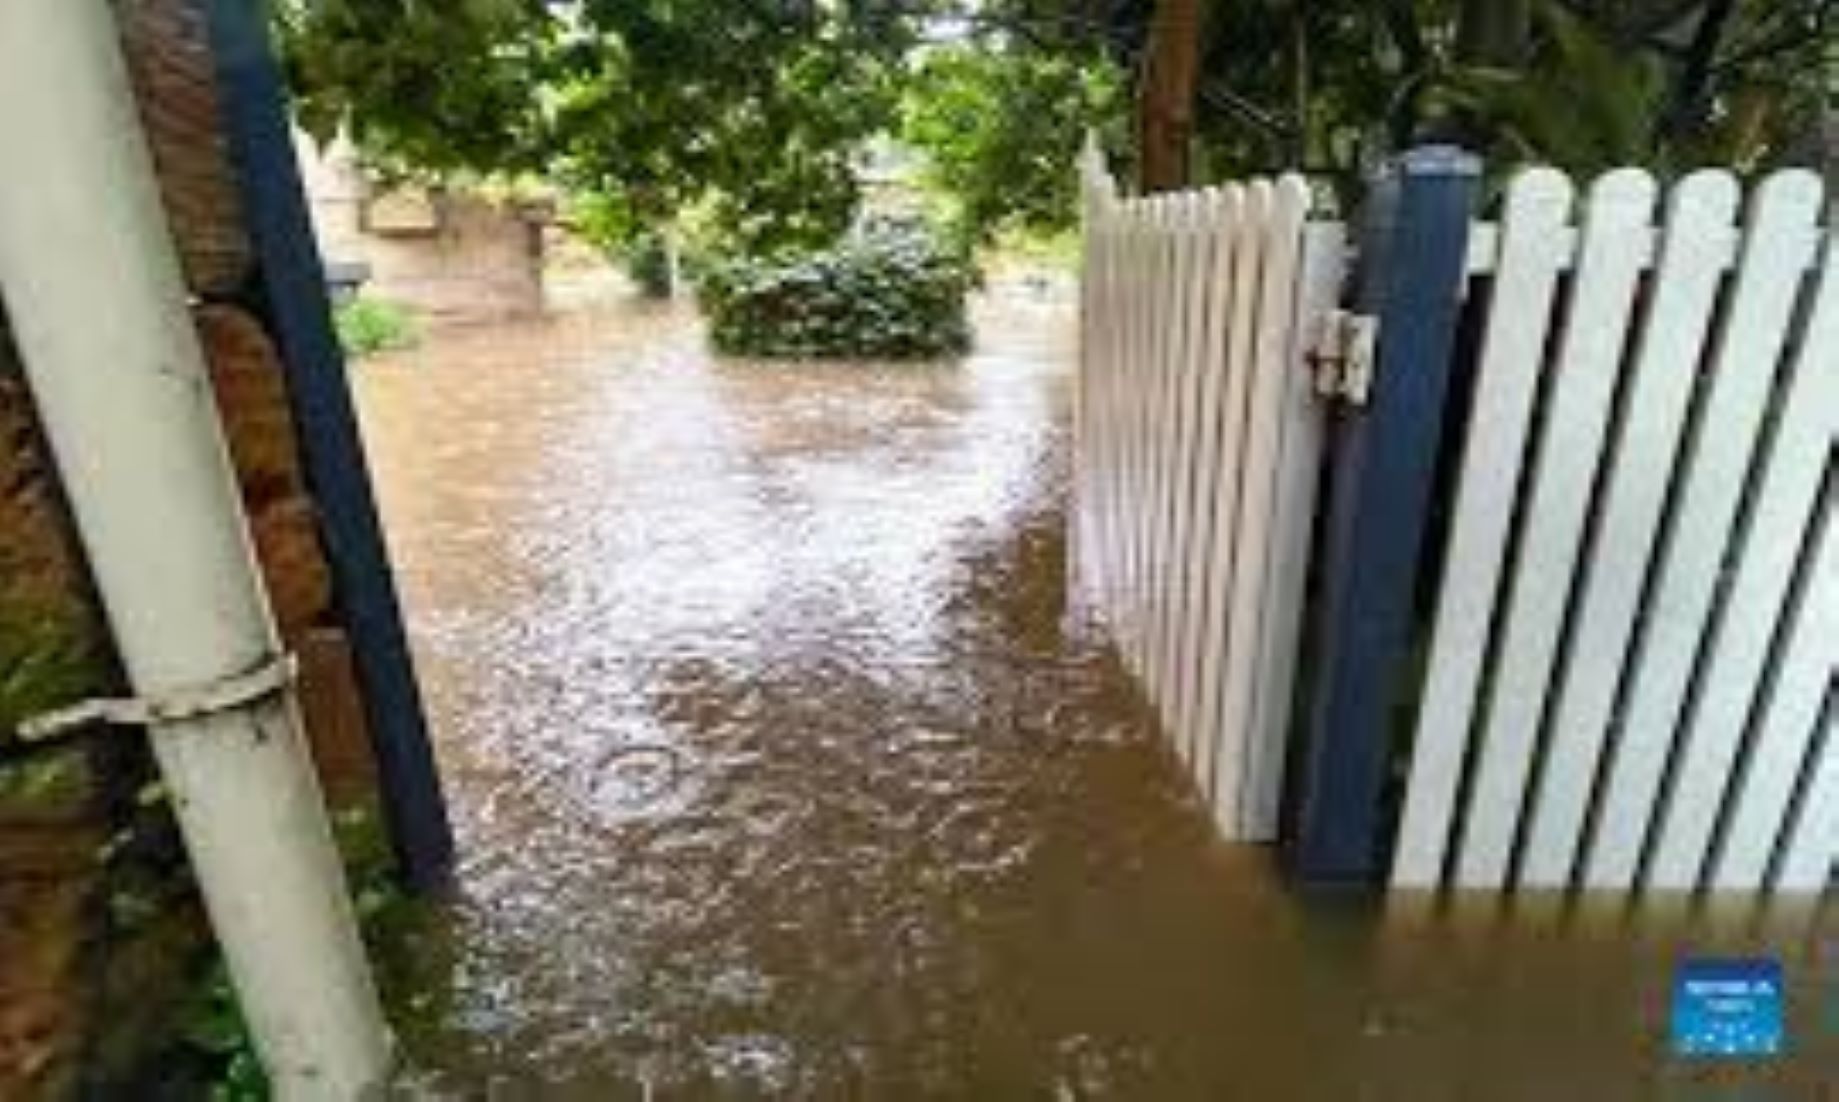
[{"xmin": 0, "ymin": 1, "xmax": 393, "ymax": 1096}]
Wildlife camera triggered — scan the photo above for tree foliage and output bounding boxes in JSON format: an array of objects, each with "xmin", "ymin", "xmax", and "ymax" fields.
[
  {"xmin": 991, "ymin": 0, "xmax": 1836, "ymax": 192},
  {"xmin": 280, "ymin": 0, "xmax": 916, "ymax": 256},
  {"xmin": 279, "ymin": 0, "xmax": 1834, "ymax": 252},
  {"xmin": 1397, "ymin": 0, "xmax": 1835, "ymax": 178},
  {"xmin": 899, "ymin": 45, "xmax": 1124, "ymax": 244},
  {"xmin": 278, "ymin": 0, "xmax": 553, "ymax": 178}
]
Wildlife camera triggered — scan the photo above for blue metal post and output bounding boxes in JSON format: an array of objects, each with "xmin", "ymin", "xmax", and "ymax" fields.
[
  {"xmin": 205, "ymin": 1, "xmax": 454, "ymax": 893},
  {"xmin": 1287, "ymin": 146, "xmax": 1479, "ymax": 886}
]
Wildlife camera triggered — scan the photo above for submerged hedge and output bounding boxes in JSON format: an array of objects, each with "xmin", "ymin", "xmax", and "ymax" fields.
[{"xmin": 699, "ymin": 225, "xmax": 973, "ymax": 359}]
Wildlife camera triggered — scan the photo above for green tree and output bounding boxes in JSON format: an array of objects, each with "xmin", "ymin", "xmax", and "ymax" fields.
[
  {"xmin": 900, "ymin": 45, "xmax": 1124, "ymax": 243},
  {"xmin": 1420, "ymin": 0, "xmax": 1836, "ymax": 176},
  {"xmin": 949, "ymin": 0, "xmax": 1835, "ymax": 192},
  {"xmin": 280, "ymin": 0, "xmax": 917, "ymax": 257},
  {"xmin": 280, "ymin": 0, "xmax": 1835, "ymax": 247},
  {"xmin": 278, "ymin": 0, "xmax": 554, "ymax": 178}
]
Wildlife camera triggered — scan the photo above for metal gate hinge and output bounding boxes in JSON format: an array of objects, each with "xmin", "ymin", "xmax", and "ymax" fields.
[
  {"xmin": 17, "ymin": 652, "xmax": 299, "ymax": 745},
  {"xmin": 1308, "ymin": 310, "xmax": 1379, "ymax": 406}
]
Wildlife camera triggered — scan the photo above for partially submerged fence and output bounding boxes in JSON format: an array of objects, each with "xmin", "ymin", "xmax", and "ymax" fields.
[
  {"xmin": 1072, "ymin": 149, "xmax": 1340, "ymax": 841},
  {"xmin": 1073, "ymin": 147, "xmax": 1837, "ymax": 897},
  {"xmin": 1395, "ymin": 168, "xmax": 1837, "ymax": 896}
]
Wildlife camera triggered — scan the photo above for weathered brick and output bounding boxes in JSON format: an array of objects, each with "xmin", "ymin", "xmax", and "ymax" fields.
[
  {"xmin": 0, "ymin": 830, "xmax": 101, "ymax": 1100},
  {"xmin": 0, "ymin": 381, "xmax": 83, "ymax": 607},
  {"xmin": 197, "ymin": 304, "xmax": 305, "ymax": 505},
  {"xmin": 118, "ymin": 0, "xmax": 253, "ymax": 296},
  {"xmin": 249, "ymin": 496, "xmax": 333, "ymax": 636},
  {"xmin": 0, "ymin": 338, "xmax": 103, "ymax": 639},
  {"xmin": 295, "ymin": 628, "xmax": 380, "ymax": 806}
]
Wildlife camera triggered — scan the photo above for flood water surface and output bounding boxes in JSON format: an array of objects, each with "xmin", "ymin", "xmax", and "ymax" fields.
[{"xmin": 354, "ymin": 298, "xmax": 1835, "ymax": 1098}]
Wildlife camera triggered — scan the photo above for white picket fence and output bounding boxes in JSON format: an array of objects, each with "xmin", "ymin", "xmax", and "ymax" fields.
[
  {"xmin": 1072, "ymin": 150, "xmax": 1342, "ymax": 840},
  {"xmin": 1393, "ymin": 167, "xmax": 1838, "ymax": 894}
]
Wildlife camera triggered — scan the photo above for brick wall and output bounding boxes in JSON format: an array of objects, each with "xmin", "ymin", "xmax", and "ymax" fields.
[
  {"xmin": 114, "ymin": 0, "xmax": 380, "ymax": 800},
  {"xmin": 0, "ymin": 315, "xmax": 116, "ymax": 1102},
  {"xmin": 0, "ymin": 2, "xmax": 390, "ymax": 1093}
]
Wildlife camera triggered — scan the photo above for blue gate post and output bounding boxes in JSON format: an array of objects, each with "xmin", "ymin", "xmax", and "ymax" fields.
[
  {"xmin": 1287, "ymin": 146, "xmax": 1479, "ymax": 886},
  {"xmin": 205, "ymin": 1, "xmax": 455, "ymax": 893}
]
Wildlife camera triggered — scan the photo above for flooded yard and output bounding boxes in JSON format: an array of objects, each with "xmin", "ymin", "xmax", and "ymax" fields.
[{"xmin": 352, "ymin": 296, "xmax": 1835, "ymax": 1098}]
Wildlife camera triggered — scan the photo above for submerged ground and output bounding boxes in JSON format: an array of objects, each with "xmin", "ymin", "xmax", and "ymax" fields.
[{"xmin": 352, "ymin": 293, "xmax": 1834, "ymax": 1098}]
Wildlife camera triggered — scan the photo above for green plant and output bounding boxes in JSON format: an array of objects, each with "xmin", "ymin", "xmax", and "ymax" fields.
[
  {"xmin": 281, "ymin": 0, "xmax": 913, "ymax": 261},
  {"xmin": 699, "ymin": 222, "xmax": 974, "ymax": 360},
  {"xmin": 0, "ymin": 611, "xmax": 99, "ymax": 729},
  {"xmin": 334, "ymin": 297, "xmax": 421, "ymax": 359},
  {"xmin": 901, "ymin": 45, "xmax": 1125, "ymax": 246},
  {"xmin": 622, "ymin": 232, "xmax": 674, "ymax": 299},
  {"xmin": 181, "ymin": 961, "xmax": 267, "ymax": 1102},
  {"xmin": 567, "ymin": 193, "xmax": 670, "ymax": 296},
  {"xmin": 0, "ymin": 751, "xmax": 90, "ymax": 812},
  {"xmin": 0, "ymin": 604, "xmax": 106, "ymax": 776},
  {"xmin": 180, "ymin": 800, "xmax": 428, "ymax": 1097}
]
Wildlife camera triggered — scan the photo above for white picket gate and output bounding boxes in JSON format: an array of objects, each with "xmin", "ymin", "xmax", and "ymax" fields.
[
  {"xmin": 1071, "ymin": 149, "xmax": 1342, "ymax": 840},
  {"xmin": 1393, "ymin": 167, "xmax": 1838, "ymax": 894}
]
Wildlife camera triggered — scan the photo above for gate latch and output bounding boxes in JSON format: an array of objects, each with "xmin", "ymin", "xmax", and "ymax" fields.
[{"xmin": 1308, "ymin": 310, "xmax": 1379, "ymax": 406}]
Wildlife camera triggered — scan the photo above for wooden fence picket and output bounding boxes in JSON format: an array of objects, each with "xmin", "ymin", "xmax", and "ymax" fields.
[
  {"xmin": 1120, "ymin": 203, "xmax": 1152, "ymax": 667},
  {"xmin": 1223, "ymin": 177, "xmax": 1310, "ymax": 838},
  {"xmin": 1454, "ymin": 169, "xmax": 1658, "ymax": 889},
  {"xmin": 1516, "ymin": 171, "xmax": 1741, "ymax": 888},
  {"xmin": 1161, "ymin": 193, "xmax": 1217, "ymax": 771},
  {"xmin": 1136, "ymin": 203, "xmax": 1172, "ymax": 674},
  {"xmin": 1585, "ymin": 171, "xmax": 1826, "ymax": 890},
  {"xmin": 1147, "ymin": 197, "xmax": 1196, "ymax": 720},
  {"xmin": 1657, "ymin": 230, "xmax": 1839, "ymax": 890},
  {"xmin": 1176, "ymin": 188, "xmax": 1243, "ymax": 770},
  {"xmin": 1197, "ymin": 181, "xmax": 1270, "ymax": 824},
  {"xmin": 1076, "ymin": 161, "xmax": 1328, "ymax": 841},
  {"xmin": 1710, "ymin": 499, "xmax": 1839, "ymax": 890},
  {"xmin": 1776, "ymin": 684, "xmax": 1839, "ymax": 892}
]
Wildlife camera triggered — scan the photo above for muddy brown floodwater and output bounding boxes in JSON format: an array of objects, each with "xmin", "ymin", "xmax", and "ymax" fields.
[{"xmin": 353, "ymin": 295, "xmax": 1835, "ymax": 1099}]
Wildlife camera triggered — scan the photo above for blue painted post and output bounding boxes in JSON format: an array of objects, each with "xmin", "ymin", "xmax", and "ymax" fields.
[
  {"xmin": 1287, "ymin": 146, "xmax": 1479, "ymax": 886},
  {"xmin": 205, "ymin": 1, "xmax": 455, "ymax": 893}
]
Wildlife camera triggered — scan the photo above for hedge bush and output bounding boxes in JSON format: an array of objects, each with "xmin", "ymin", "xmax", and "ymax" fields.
[
  {"xmin": 699, "ymin": 224, "xmax": 973, "ymax": 359},
  {"xmin": 623, "ymin": 233, "xmax": 674, "ymax": 298}
]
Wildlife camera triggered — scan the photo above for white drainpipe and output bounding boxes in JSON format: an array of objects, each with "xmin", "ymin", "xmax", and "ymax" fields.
[{"xmin": 0, "ymin": 1, "xmax": 392, "ymax": 1096}]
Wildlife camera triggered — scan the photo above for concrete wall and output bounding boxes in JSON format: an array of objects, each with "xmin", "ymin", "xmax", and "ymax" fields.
[{"xmin": 297, "ymin": 134, "xmax": 549, "ymax": 321}]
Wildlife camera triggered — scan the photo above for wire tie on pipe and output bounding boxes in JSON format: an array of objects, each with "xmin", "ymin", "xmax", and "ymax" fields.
[{"xmin": 16, "ymin": 652, "xmax": 299, "ymax": 744}]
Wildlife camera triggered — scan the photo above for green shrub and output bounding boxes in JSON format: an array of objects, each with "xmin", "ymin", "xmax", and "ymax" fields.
[
  {"xmin": 179, "ymin": 800, "xmax": 431, "ymax": 1099},
  {"xmin": 698, "ymin": 223, "xmax": 973, "ymax": 359},
  {"xmin": 622, "ymin": 232, "xmax": 674, "ymax": 298},
  {"xmin": 334, "ymin": 297, "xmax": 421, "ymax": 359},
  {"xmin": 0, "ymin": 604, "xmax": 105, "ymax": 736}
]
